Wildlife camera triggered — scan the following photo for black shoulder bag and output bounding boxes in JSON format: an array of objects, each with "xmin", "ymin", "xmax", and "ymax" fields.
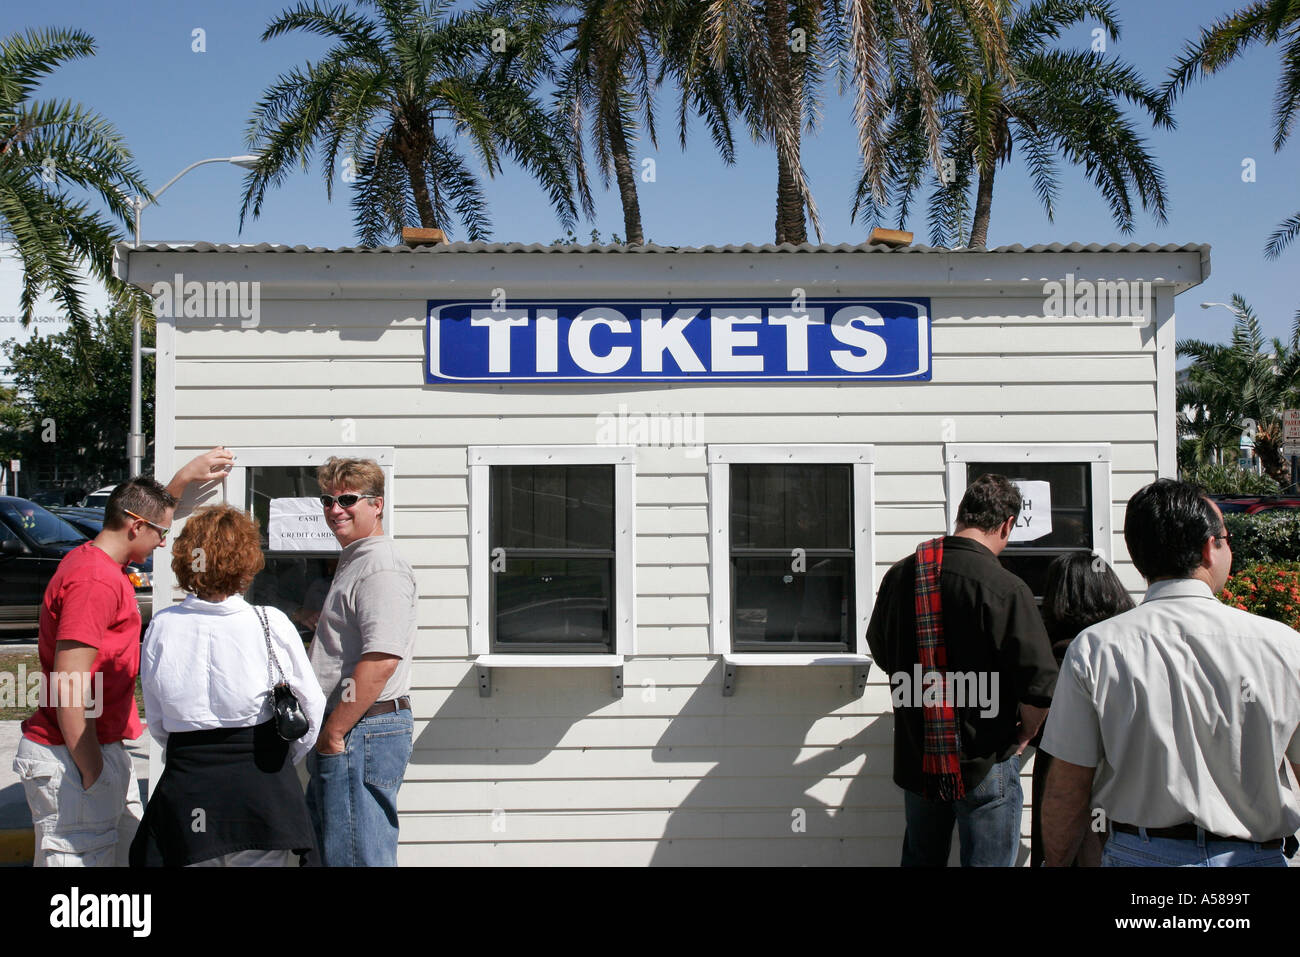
[{"xmin": 254, "ymin": 605, "xmax": 310, "ymax": 741}]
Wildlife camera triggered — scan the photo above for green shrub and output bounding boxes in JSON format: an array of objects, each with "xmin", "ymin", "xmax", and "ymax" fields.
[
  {"xmin": 1184, "ymin": 463, "xmax": 1281, "ymax": 495},
  {"xmin": 1224, "ymin": 511, "xmax": 1300, "ymax": 565}
]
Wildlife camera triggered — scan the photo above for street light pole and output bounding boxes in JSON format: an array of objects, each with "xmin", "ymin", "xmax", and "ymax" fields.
[{"xmin": 128, "ymin": 154, "xmax": 260, "ymax": 476}]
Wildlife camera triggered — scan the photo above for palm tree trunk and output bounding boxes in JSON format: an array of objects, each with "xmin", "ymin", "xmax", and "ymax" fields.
[
  {"xmin": 775, "ymin": 148, "xmax": 805, "ymax": 244},
  {"xmin": 969, "ymin": 164, "xmax": 995, "ymax": 248},
  {"xmin": 607, "ymin": 108, "xmax": 644, "ymax": 246},
  {"xmin": 765, "ymin": 0, "xmax": 805, "ymax": 245},
  {"xmin": 399, "ymin": 139, "xmax": 438, "ymax": 229},
  {"xmin": 1254, "ymin": 430, "xmax": 1292, "ymax": 486}
]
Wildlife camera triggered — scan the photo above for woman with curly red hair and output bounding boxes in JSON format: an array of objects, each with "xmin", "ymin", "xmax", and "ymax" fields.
[{"xmin": 130, "ymin": 505, "xmax": 325, "ymax": 867}]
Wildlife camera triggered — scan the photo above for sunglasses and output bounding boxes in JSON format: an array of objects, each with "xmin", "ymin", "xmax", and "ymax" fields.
[
  {"xmin": 123, "ymin": 509, "xmax": 170, "ymax": 542},
  {"xmin": 319, "ymin": 493, "xmax": 379, "ymax": 509}
]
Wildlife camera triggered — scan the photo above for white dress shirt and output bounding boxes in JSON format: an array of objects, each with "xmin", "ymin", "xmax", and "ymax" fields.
[
  {"xmin": 141, "ymin": 594, "xmax": 325, "ymax": 765},
  {"xmin": 1042, "ymin": 578, "xmax": 1300, "ymax": 840}
]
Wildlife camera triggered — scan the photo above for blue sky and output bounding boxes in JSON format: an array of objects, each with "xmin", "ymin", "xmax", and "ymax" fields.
[{"xmin": 10, "ymin": 0, "xmax": 1300, "ymax": 345}]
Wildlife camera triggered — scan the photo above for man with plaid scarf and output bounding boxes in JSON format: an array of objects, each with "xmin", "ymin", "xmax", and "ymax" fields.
[{"xmin": 866, "ymin": 474, "xmax": 1058, "ymax": 866}]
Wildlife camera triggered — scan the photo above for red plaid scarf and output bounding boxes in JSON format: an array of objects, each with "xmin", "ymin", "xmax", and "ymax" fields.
[{"xmin": 914, "ymin": 537, "xmax": 965, "ymax": 800}]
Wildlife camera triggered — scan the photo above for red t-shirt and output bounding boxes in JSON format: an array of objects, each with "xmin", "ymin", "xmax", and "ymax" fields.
[{"xmin": 21, "ymin": 542, "xmax": 144, "ymax": 746}]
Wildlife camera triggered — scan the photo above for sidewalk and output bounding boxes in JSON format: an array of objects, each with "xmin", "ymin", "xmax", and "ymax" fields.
[{"xmin": 0, "ymin": 721, "xmax": 151, "ymax": 866}]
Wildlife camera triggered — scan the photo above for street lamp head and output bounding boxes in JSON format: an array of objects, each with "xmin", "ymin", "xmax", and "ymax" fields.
[{"xmin": 228, "ymin": 154, "xmax": 262, "ymax": 169}]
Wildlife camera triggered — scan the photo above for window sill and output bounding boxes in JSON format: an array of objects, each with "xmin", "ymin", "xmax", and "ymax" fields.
[
  {"xmin": 722, "ymin": 653, "xmax": 871, "ymax": 667},
  {"xmin": 720, "ymin": 653, "xmax": 872, "ymax": 697},
  {"xmin": 474, "ymin": 654, "xmax": 625, "ymax": 697}
]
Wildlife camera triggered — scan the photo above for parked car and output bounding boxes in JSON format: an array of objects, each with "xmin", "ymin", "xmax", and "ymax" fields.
[
  {"xmin": 1211, "ymin": 495, "xmax": 1300, "ymax": 515},
  {"xmin": 48, "ymin": 506, "xmax": 108, "ymax": 537},
  {"xmin": 0, "ymin": 497, "xmax": 152, "ymax": 632},
  {"xmin": 30, "ymin": 489, "xmax": 88, "ymax": 508},
  {"xmin": 80, "ymin": 485, "xmax": 117, "ymax": 508}
]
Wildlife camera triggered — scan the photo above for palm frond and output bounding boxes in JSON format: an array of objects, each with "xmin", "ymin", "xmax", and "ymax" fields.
[{"xmin": 1265, "ymin": 210, "xmax": 1300, "ymax": 259}]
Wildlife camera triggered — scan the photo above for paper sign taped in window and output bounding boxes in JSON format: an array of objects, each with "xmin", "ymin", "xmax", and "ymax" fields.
[
  {"xmin": 269, "ymin": 497, "xmax": 340, "ymax": 551},
  {"xmin": 1010, "ymin": 480, "xmax": 1053, "ymax": 543}
]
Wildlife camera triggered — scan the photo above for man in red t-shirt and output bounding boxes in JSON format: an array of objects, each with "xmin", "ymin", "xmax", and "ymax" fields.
[{"xmin": 11, "ymin": 448, "xmax": 233, "ymax": 866}]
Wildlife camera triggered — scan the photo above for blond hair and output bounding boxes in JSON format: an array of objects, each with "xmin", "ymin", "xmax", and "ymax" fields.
[{"xmin": 317, "ymin": 457, "xmax": 384, "ymax": 498}]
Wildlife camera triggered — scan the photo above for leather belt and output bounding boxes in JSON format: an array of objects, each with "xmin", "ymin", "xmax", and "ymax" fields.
[
  {"xmin": 1112, "ymin": 821, "xmax": 1283, "ymax": 849},
  {"xmin": 362, "ymin": 695, "xmax": 411, "ymax": 719}
]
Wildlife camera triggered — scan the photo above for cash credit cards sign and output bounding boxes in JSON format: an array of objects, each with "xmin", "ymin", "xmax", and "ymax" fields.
[{"xmin": 426, "ymin": 297, "xmax": 931, "ymax": 382}]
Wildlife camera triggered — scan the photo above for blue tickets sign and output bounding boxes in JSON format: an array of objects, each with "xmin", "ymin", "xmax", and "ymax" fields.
[{"xmin": 426, "ymin": 297, "xmax": 931, "ymax": 382}]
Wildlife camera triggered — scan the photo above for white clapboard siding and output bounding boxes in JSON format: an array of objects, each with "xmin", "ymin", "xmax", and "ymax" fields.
[
  {"xmin": 146, "ymin": 245, "xmax": 1197, "ymax": 867},
  {"xmin": 175, "ymin": 352, "xmax": 1156, "ymax": 388}
]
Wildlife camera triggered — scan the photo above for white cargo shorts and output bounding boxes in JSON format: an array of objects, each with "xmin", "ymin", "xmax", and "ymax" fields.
[{"xmin": 12, "ymin": 736, "xmax": 142, "ymax": 867}]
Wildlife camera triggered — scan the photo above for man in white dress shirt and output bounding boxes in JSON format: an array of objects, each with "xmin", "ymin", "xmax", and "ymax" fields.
[{"xmin": 1040, "ymin": 479, "xmax": 1300, "ymax": 866}]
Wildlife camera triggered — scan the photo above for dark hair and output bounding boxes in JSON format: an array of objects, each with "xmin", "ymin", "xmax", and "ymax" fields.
[
  {"xmin": 104, "ymin": 477, "xmax": 177, "ymax": 531},
  {"xmin": 1123, "ymin": 479, "xmax": 1221, "ymax": 580},
  {"xmin": 955, "ymin": 474, "xmax": 1022, "ymax": 532},
  {"xmin": 1041, "ymin": 553, "xmax": 1135, "ymax": 646}
]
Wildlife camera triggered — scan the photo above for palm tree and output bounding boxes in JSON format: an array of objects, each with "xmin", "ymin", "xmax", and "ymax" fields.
[
  {"xmin": 1164, "ymin": 0, "xmax": 1300, "ymax": 262},
  {"xmin": 552, "ymin": 0, "xmax": 666, "ymax": 246},
  {"xmin": 666, "ymin": 0, "xmax": 1009, "ymax": 245},
  {"xmin": 856, "ymin": 0, "xmax": 1171, "ymax": 248},
  {"xmin": 1178, "ymin": 294, "xmax": 1300, "ymax": 485},
  {"xmin": 663, "ymin": 0, "xmax": 834, "ymax": 244},
  {"xmin": 0, "ymin": 27, "xmax": 149, "ymax": 333},
  {"xmin": 239, "ymin": 0, "xmax": 580, "ymax": 244}
]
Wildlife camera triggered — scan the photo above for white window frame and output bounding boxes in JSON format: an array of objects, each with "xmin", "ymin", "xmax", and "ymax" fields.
[
  {"xmin": 708, "ymin": 444, "xmax": 875, "ymax": 663},
  {"xmin": 223, "ymin": 446, "xmax": 396, "ymax": 537},
  {"xmin": 153, "ymin": 446, "xmax": 396, "ymax": 610},
  {"xmin": 468, "ymin": 445, "xmax": 636, "ymax": 664},
  {"xmin": 943, "ymin": 443, "xmax": 1113, "ymax": 565}
]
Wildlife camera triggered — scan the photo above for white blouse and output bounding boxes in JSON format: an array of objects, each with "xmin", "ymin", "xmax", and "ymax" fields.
[{"xmin": 141, "ymin": 594, "xmax": 326, "ymax": 765}]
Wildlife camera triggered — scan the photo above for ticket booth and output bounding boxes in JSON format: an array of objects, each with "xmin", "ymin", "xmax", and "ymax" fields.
[{"xmin": 117, "ymin": 239, "xmax": 1207, "ymax": 865}]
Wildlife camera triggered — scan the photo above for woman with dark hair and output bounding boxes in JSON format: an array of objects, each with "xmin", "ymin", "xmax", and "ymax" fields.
[
  {"xmin": 1030, "ymin": 552, "xmax": 1135, "ymax": 867},
  {"xmin": 130, "ymin": 505, "xmax": 325, "ymax": 866}
]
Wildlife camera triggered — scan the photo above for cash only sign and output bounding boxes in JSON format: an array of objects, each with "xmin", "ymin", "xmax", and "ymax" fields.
[{"xmin": 425, "ymin": 297, "xmax": 932, "ymax": 382}]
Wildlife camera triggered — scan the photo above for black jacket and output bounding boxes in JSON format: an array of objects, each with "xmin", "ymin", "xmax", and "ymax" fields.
[
  {"xmin": 130, "ymin": 720, "xmax": 317, "ymax": 867},
  {"xmin": 865, "ymin": 536, "xmax": 1058, "ymax": 794}
]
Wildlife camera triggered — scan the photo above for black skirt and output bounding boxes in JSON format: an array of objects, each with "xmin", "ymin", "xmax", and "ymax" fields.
[{"xmin": 129, "ymin": 720, "xmax": 318, "ymax": 867}]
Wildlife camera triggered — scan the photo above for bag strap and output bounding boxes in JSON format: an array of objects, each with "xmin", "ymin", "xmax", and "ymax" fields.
[{"xmin": 253, "ymin": 605, "xmax": 287, "ymax": 688}]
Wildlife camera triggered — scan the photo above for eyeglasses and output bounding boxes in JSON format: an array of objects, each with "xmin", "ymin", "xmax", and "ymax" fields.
[
  {"xmin": 123, "ymin": 509, "xmax": 170, "ymax": 542},
  {"xmin": 319, "ymin": 493, "xmax": 378, "ymax": 509},
  {"xmin": 1214, "ymin": 530, "xmax": 1232, "ymax": 545}
]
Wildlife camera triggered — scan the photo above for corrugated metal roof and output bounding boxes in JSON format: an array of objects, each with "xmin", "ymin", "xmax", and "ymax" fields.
[{"xmin": 122, "ymin": 240, "xmax": 1210, "ymax": 256}]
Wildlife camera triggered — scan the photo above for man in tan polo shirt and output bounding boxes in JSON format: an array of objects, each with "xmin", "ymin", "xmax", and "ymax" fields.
[
  {"xmin": 1040, "ymin": 479, "xmax": 1300, "ymax": 866},
  {"xmin": 305, "ymin": 457, "xmax": 417, "ymax": 867}
]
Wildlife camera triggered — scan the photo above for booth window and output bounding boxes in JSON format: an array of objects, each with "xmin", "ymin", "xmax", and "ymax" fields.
[
  {"xmin": 490, "ymin": 465, "xmax": 615, "ymax": 652},
  {"xmin": 944, "ymin": 444, "xmax": 1112, "ymax": 601},
  {"xmin": 469, "ymin": 447, "xmax": 636, "ymax": 658},
  {"xmin": 244, "ymin": 465, "xmax": 342, "ymax": 642},
  {"xmin": 708, "ymin": 446, "xmax": 874, "ymax": 658},
  {"xmin": 216, "ymin": 448, "xmax": 395, "ymax": 644}
]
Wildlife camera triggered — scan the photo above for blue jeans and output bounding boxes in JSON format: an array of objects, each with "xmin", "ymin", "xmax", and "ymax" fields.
[
  {"xmin": 901, "ymin": 753, "xmax": 1022, "ymax": 867},
  {"xmin": 306, "ymin": 709, "xmax": 413, "ymax": 867},
  {"xmin": 1102, "ymin": 827, "xmax": 1286, "ymax": 867}
]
